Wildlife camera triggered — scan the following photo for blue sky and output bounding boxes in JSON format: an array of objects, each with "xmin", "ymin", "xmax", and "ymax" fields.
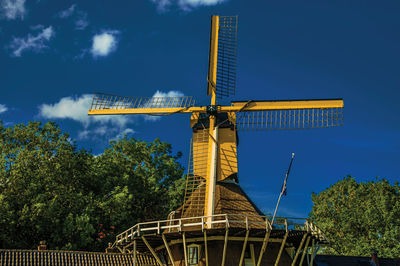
[{"xmin": 1, "ymin": 0, "xmax": 399, "ymax": 218}]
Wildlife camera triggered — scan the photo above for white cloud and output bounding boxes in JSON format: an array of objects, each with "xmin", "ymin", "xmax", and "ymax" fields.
[
  {"xmin": 178, "ymin": 0, "xmax": 227, "ymax": 10},
  {"xmin": 75, "ymin": 11, "xmax": 88, "ymax": 30},
  {"xmin": 9, "ymin": 26, "xmax": 55, "ymax": 57},
  {"xmin": 57, "ymin": 4, "xmax": 76, "ymax": 18},
  {"xmin": 144, "ymin": 90, "xmax": 185, "ymax": 121},
  {"xmin": 114, "ymin": 128, "xmax": 135, "ymax": 140},
  {"xmin": 57, "ymin": 5, "xmax": 89, "ymax": 30},
  {"xmin": 38, "ymin": 94, "xmax": 130, "ymax": 128},
  {"xmin": 151, "ymin": 0, "xmax": 171, "ymax": 12},
  {"xmin": 152, "ymin": 90, "xmax": 184, "ymax": 99},
  {"xmin": 0, "ymin": 104, "xmax": 7, "ymax": 114},
  {"xmin": 38, "ymin": 92, "xmax": 183, "ymax": 139},
  {"xmin": 1, "ymin": 0, "xmax": 26, "ymax": 20},
  {"xmin": 77, "ymin": 129, "xmax": 90, "ymax": 140},
  {"xmin": 151, "ymin": 0, "xmax": 227, "ymax": 11},
  {"xmin": 91, "ymin": 30, "xmax": 119, "ymax": 57}
]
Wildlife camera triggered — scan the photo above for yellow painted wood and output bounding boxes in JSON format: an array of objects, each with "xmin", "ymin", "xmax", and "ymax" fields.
[
  {"xmin": 89, "ymin": 99, "xmax": 343, "ymax": 116},
  {"xmin": 229, "ymin": 99, "xmax": 344, "ymax": 111},
  {"xmin": 216, "ymin": 127, "xmax": 238, "ymax": 181},
  {"xmin": 204, "ymin": 122, "xmax": 217, "ymax": 224},
  {"xmin": 207, "ymin": 15, "xmax": 219, "ymax": 102}
]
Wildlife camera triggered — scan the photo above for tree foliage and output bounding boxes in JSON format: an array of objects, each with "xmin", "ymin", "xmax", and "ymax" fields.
[
  {"xmin": 0, "ymin": 121, "xmax": 185, "ymax": 251},
  {"xmin": 309, "ymin": 176, "xmax": 400, "ymax": 258}
]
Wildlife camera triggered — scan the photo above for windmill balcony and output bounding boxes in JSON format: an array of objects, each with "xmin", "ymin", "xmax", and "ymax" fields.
[{"xmin": 113, "ymin": 213, "xmax": 327, "ymax": 249}]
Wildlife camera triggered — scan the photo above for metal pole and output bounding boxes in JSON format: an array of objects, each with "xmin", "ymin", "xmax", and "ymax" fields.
[{"xmin": 271, "ymin": 153, "xmax": 295, "ymax": 225}]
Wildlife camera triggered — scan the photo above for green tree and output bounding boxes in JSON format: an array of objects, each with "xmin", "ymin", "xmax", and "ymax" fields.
[
  {"xmin": 92, "ymin": 137, "xmax": 185, "ymax": 246},
  {"xmin": 0, "ymin": 121, "xmax": 185, "ymax": 251},
  {"xmin": 309, "ymin": 176, "xmax": 400, "ymax": 258},
  {"xmin": 0, "ymin": 121, "xmax": 96, "ymax": 250}
]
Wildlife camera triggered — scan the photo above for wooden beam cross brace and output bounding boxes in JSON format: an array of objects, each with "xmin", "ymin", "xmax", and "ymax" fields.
[
  {"xmin": 133, "ymin": 240, "xmax": 137, "ymax": 266},
  {"xmin": 183, "ymin": 232, "xmax": 188, "ymax": 266},
  {"xmin": 204, "ymin": 231, "xmax": 209, "ymax": 266},
  {"xmin": 274, "ymin": 230, "xmax": 289, "ymax": 266},
  {"xmin": 239, "ymin": 230, "xmax": 250, "ymax": 266},
  {"xmin": 310, "ymin": 239, "xmax": 316, "ymax": 266},
  {"xmin": 291, "ymin": 233, "xmax": 308, "ymax": 266},
  {"xmin": 162, "ymin": 234, "xmax": 174, "ymax": 265},
  {"xmin": 141, "ymin": 236, "xmax": 164, "ymax": 266},
  {"xmin": 256, "ymin": 229, "xmax": 271, "ymax": 266},
  {"xmin": 221, "ymin": 229, "xmax": 229, "ymax": 266},
  {"xmin": 299, "ymin": 236, "xmax": 311, "ymax": 266}
]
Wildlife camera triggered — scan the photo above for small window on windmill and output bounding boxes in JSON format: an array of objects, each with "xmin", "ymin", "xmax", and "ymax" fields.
[{"xmin": 187, "ymin": 244, "xmax": 201, "ymax": 265}]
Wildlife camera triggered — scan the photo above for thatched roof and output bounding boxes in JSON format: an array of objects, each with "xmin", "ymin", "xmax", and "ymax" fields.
[{"xmin": 174, "ymin": 181, "xmax": 266, "ymax": 229}]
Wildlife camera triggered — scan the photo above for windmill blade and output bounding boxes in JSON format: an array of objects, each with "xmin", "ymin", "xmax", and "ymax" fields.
[
  {"xmin": 88, "ymin": 92, "xmax": 198, "ymax": 115},
  {"xmin": 207, "ymin": 16, "xmax": 238, "ymax": 99},
  {"xmin": 235, "ymin": 107, "xmax": 343, "ymax": 130},
  {"xmin": 231, "ymin": 99, "xmax": 344, "ymax": 130}
]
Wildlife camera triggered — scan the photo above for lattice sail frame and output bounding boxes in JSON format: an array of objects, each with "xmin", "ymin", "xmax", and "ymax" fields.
[
  {"xmin": 216, "ymin": 16, "xmax": 238, "ymax": 99},
  {"xmin": 236, "ymin": 107, "xmax": 343, "ymax": 130},
  {"xmin": 90, "ymin": 93, "xmax": 196, "ymax": 110},
  {"xmin": 182, "ymin": 130, "xmax": 209, "ymax": 217}
]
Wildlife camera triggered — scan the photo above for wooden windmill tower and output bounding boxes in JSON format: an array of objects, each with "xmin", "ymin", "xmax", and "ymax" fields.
[{"xmin": 89, "ymin": 15, "xmax": 343, "ymax": 266}]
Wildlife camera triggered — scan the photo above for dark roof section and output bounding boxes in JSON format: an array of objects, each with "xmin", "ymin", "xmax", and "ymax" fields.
[{"xmin": 0, "ymin": 249, "xmax": 157, "ymax": 265}]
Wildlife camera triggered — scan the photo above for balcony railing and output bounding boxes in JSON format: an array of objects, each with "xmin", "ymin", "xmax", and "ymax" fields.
[{"xmin": 113, "ymin": 214, "xmax": 326, "ymax": 247}]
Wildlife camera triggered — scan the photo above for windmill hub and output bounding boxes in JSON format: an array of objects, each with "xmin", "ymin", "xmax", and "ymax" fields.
[{"xmin": 206, "ymin": 104, "xmax": 219, "ymax": 115}]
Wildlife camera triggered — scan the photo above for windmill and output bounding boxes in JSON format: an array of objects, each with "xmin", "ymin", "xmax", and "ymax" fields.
[{"xmin": 89, "ymin": 15, "xmax": 343, "ymax": 266}]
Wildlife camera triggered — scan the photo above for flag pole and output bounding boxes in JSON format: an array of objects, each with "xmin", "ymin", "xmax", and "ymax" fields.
[{"xmin": 271, "ymin": 153, "xmax": 295, "ymax": 226}]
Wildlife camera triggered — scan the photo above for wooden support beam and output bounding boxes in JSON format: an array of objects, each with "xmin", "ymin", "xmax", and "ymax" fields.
[
  {"xmin": 160, "ymin": 236, "xmax": 282, "ymax": 249},
  {"xmin": 310, "ymin": 239, "xmax": 315, "ymax": 266},
  {"xmin": 221, "ymin": 229, "xmax": 229, "ymax": 266},
  {"xmin": 299, "ymin": 236, "xmax": 311, "ymax": 266},
  {"xmin": 291, "ymin": 233, "xmax": 308, "ymax": 266},
  {"xmin": 256, "ymin": 230, "xmax": 271, "ymax": 266},
  {"xmin": 204, "ymin": 231, "xmax": 209, "ymax": 266},
  {"xmin": 141, "ymin": 236, "xmax": 164, "ymax": 266},
  {"xmin": 239, "ymin": 230, "xmax": 250, "ymax": 266},
  {"xmin": 133, "ymin": 240, "xmax": 137, "ymax": 266},
  {"xmin": 124, "ymin": 240, "xmax": 136, "ymax": 249},
  {"xmin": 183, "ymin": 232, "xmax": 188, "ymax": 266},
  {"xmin": 250, "ymin": 244, "xmax": 256, "ymax": 266},
  {"xmin": 162, "ymin": 234, "xmax": 174, "ymax": 265},
  {"xmin": 274, "ymin": 231, "xmax": 289, "ymax": 266}
]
